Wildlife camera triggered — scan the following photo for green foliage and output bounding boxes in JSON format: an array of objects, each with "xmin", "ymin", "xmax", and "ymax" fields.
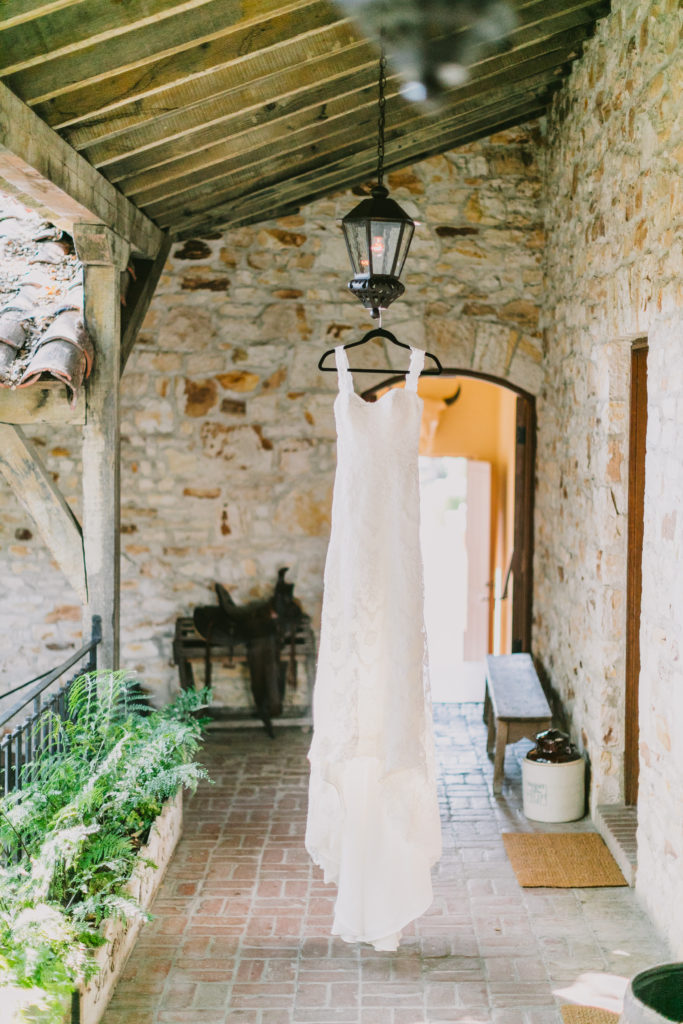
[{"xmin": 0, "ymin": 673, "xmax": 211, "ymax": 1022}]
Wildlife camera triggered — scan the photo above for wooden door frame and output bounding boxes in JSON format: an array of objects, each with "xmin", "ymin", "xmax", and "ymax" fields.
[
  {"xmin": 362, "ymin": 368, "xmax": 536, "ymax": 655},
  {"xmin": 511, "ymin": 392, "xmax": 536, "ymax": 653},
  {"xmin": 625, "ymin": 341, "xmax": 648, "ymax": 806}
]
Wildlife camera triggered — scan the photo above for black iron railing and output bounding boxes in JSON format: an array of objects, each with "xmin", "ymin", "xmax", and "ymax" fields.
[{"xmin": 0, "ymin": 616, "xmax": 101, "ymax": 796}]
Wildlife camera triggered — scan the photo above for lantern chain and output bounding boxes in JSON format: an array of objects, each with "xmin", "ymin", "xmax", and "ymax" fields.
[{"xmin": 376, "ymin": 50, "xmax": 387, "ymax": 188}]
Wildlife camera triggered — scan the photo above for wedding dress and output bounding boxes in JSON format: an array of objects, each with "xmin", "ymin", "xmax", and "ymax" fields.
[{"xmin": 305, "ymin": 345, "xmax": 442, "ymax": 951}]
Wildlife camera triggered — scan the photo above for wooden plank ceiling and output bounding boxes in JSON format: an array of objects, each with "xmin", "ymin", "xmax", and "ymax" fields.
[{"xmin": 0, "ymin": 0, "xmax": 609, "ymax": 239}]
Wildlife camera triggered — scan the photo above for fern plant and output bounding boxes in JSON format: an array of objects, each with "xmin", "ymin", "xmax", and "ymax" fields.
[{"xmin": 0, "ymin": 672, "xmax": 211, "ymax": 1023}]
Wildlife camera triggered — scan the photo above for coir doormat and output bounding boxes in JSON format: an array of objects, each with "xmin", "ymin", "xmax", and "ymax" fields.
[
  {"xmin": 502, "ymin": 832, "xmax": 627, "ymax": 887},
  {"xmin": 561, "ymin": 1005, "xmax": 620, "ymax": 1024}
]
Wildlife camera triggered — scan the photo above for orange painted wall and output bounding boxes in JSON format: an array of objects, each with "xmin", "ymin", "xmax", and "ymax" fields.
[{"xmin": 417, "ymin": 376, "xmax": 517, "ymax": 654}]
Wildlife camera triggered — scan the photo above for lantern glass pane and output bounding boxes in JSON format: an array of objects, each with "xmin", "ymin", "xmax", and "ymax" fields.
[
  {"xmin": 369, "ymin": 219, "xmax": 401, "ymax": 276},
  {"xmin": 343, "ymin": 220, "xmax": 370, "ymax": 277},
  {"xmin": 394, "ymin": 220, "xmax": 415, "ymax": 278}
]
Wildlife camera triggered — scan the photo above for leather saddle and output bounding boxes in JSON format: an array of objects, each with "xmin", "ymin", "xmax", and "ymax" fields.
[{"xmin": 193, "ymin": 567, "xmax": 306, "ymax": 737}]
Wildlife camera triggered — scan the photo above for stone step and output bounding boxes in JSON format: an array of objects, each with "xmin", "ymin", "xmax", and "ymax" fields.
[{"xmin": 595, "ymin": 803, "xmax": 638, "ymax": 886}]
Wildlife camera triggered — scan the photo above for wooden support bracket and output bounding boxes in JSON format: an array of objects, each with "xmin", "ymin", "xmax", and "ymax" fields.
[
  {"xmin": 0, "ymin": 423, "xmax": 87, "ymax": 602},
  {"xmin": 121, "ymin": 234, "xmax": 172, "ymax": 374}
]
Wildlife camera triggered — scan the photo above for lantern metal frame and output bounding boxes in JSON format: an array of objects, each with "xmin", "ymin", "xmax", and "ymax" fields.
[{"xmin": 341, "ymin": 53, "xmax": 415, "ymax": 319}]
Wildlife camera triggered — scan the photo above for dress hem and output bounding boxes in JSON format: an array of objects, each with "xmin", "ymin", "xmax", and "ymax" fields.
[{"xmin": 331, "ymin": 887, "xmax": 434, "ymax": 949}]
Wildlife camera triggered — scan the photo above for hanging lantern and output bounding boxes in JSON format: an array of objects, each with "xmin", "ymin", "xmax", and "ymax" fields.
[{"xmin": 341, "ymin": 53, "xmax": 415, "ymax": 319}]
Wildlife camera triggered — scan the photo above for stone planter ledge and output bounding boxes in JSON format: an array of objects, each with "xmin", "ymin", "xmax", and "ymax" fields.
[
  {"xmin": 74, "ymin": 789, "xmax": 183, "ymax": 1024},
  {"xmin": 5, "ymin": 789, "xmax": 183, "ymax": 1024}
]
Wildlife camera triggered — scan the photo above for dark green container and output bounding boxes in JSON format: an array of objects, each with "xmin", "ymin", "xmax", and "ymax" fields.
[{"xmin": 621, "ymin": 964, "xmax": 683, "ymax": 1023}]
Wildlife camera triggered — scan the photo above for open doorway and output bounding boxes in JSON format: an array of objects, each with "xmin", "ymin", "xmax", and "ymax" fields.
[
  {"xmin": 419, "ymin": 375, "xmax": 518, "ymax": 701},
  {"xmin": 420, "ymin": 456, "xmax": 491, "ymax": 701},
  {"xmin": 366, "ymin": 370, "xmax": 536, "ymax": 702}
]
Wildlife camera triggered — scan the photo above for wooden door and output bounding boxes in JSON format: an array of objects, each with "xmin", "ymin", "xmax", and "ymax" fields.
[
  {"xmin": 625, "ymin": 342, "xmax": 648, "ymax": 806},
  {"xmin": 463, "ymin": 460, "xmax": 491, "ymax": 661},
  {"xmin": 511, "ymin": 395, "xmax": 536, "ymax": 653}
]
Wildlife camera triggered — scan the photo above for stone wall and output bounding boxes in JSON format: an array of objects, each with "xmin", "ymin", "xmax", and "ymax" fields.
[
  {"xmin": 0, "ymin": 126, "xmax": 544, "ymax": 698},
  {"xmin": 536, "ymin": 0, "xmax": 683, "ymax": 954}
]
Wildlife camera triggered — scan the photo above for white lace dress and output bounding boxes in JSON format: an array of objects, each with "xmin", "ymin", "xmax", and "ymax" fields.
[{"xmin": 305, "ymin": 345, "xmax": 442, "ymax": 951}]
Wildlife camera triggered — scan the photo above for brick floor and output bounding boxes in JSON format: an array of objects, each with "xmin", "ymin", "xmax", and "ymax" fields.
[{"xmin": 102, "ymin": 705, "xmax": 670, "ymax": 1024}]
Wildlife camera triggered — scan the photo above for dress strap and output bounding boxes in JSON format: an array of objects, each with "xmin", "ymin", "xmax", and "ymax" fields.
[
  {"xmin": 334, "ymin": 346, "xmax": 354, "ymax": 393},
  {"xmin": 405, "ymin": 348, "xmax": 425, "ymax": 392}
]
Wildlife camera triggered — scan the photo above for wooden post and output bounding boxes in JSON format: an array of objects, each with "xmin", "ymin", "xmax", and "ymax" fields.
[{"xmin": 74, "ymin": 224, "xmax": 130, "ymax": 670}]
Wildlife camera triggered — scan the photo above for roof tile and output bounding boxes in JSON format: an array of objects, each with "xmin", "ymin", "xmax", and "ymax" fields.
[{"xmin": 0, "ymin": 192, "xmax": 93, "ymax": 406}]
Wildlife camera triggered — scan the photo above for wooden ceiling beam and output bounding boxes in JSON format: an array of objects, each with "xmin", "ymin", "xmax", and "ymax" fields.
[
  {"xmin": 457, "ymin": 2, "xmax": 598, "ymax": 60},
  {"xmin": 0, "ymin": 0, "xmax": 608, "ymax": 243},
  {"xmin": 0, "ymin": 81, "xmax": 164, "ymax": 258},
  {"xmin": 112, "ymin": 71, "xmax": 385, "ymax": 192},
  {"xmin": 0, "ymin": 0, "xmax": 223, "ymax": 77},
  {"xmin": 22, "ymin": 1, "xmax": 345, "ymax": 121},
  {"xmin": 10, "ymin": 0, "xmax": 326, "ymax": 104},
  {"xmin": 51, "ymin": 21, "xmax": 364, "ymax": 139},
  {"xmin": 0, "ymin": 0, "xmax": 83, "ymax": 31},
  {"xmin": 115, "ymin": 31, "xmax": 581, "ymax": 201},
  {"xmin": 93, "ymin": 17, "xmax": 589, "ymax": 186},
  {"xmin": 81, "ymin": 42, "xmax": 377, "ymax": 169},
  {"xmin": 174, "ymin": 93, "xmax": 547, "ymax": 228},
  {"xmin": 511, "ymin": 0, "xmax": 609, "ymax": 32},
  {"xmin": 56, "ymin": 0, "xmax": 603, "ymax": 152},
  {"xmin": 172, "ymin": 100, "xmax": 547, "ymax": 236},
  {"xmin": 146, "ymin": 73, "xmax": 559, "ymax": 222},
  {"xmin": 185, "ymin": 108, "xmax": 548, "ymax": 234},
  {"xmin": 156, "ymin": 99, "xmax": 553, "ymax": 229},
  {"xmin": 28, "ymin": 0, "xmax": 599, "ymax": 131},
  {"xmin": 143, "ymin": 102, "xmax": 383, "ymax": 212}
]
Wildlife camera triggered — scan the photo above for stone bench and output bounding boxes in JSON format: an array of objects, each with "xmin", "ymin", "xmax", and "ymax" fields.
[{"xmin": 483, "ymin": 653, "xmax": 552, "ymax": 793}]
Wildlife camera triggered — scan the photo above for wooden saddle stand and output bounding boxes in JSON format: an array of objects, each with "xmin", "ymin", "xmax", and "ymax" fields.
[{"xmin": 174, "ymin": 568, "xmax": 314, "ymax": 737}]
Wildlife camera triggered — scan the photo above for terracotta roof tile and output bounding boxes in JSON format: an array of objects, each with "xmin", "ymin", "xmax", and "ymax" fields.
[{"xmin": 0, "ymin": 192, "xmax": 93, "ymax": 406}]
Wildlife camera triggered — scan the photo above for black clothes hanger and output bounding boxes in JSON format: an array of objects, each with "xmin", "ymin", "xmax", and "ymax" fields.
[{"xmin": 318, "ymin": 327, "xmax": 443, "ymax": 375}]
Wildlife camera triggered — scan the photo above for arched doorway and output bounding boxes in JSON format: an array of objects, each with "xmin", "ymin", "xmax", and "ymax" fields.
[{"xmin": 364, "ymin": 370, "xmax": 535, "ymax": 699}]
